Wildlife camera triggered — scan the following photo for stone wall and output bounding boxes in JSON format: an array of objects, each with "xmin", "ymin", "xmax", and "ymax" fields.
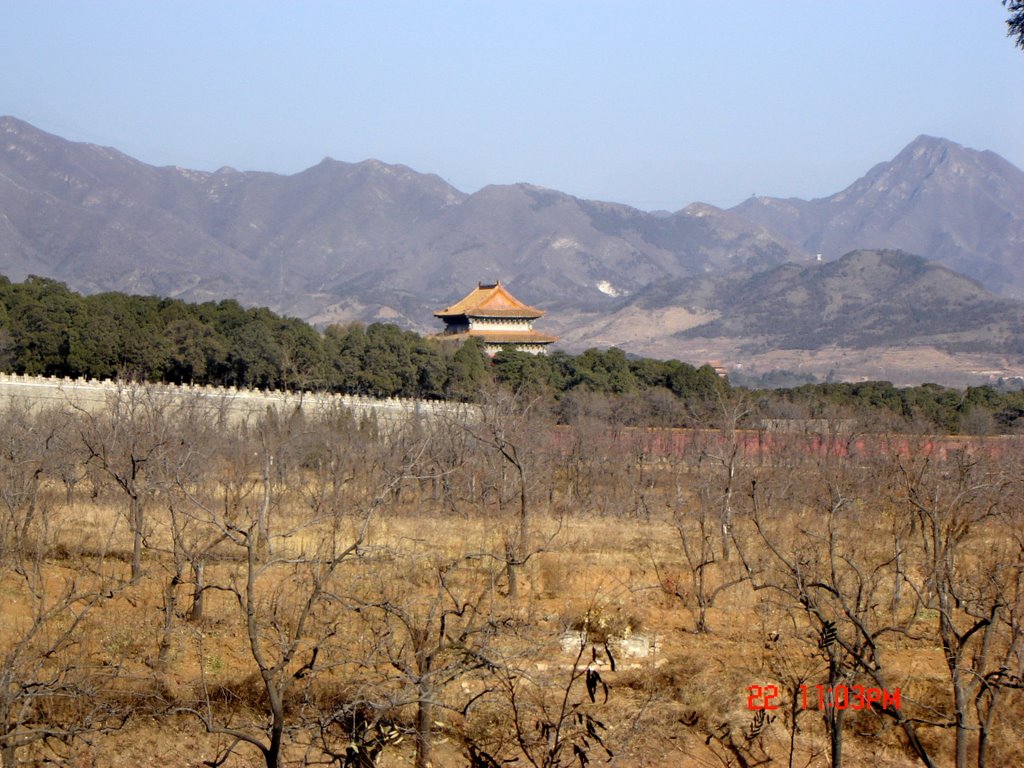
[{"xmin": 0, "ymin": 373, "xmax": 475, "ymax": 427}]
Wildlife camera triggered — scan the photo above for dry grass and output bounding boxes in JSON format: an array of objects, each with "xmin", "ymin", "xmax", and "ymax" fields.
[{"xmin": 1, "ymin": 446, "xmax": 1022, "ymax": 768}]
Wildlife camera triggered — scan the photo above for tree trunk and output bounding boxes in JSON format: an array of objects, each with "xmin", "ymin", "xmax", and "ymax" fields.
[
  {"xmin": 976, "ymin": 687, "xmax": 997, "ymax": 768},
  {"xmin": 892, "ymin": 544, "xmax": 904, "ymax": 614},
  {"xmin": 157, "ymin": 570, "xmax": 181, "ymax": 667},
  {"xmin": 786, "ymin": 686, "xmax": 803, "ymax": 768},
  {"xmin": 188, "ymin": 561, "xmax": 205, "ymax": 622},
  {"xmin": 505, "ymin": 540, "xmax": 518, "ymax": 600},
  {"xmin": 130, "ymin": 495, "xmax": 144, "ymax": 583},
  {"xmin": 506, "ymin": 462, "xmax": 528, "ymax": 600},
  {"xmin": 825, "ymin": 658, "xmax": 843, "ymax": 768},
  {"xmin": 829, "ymin": 707, "xmax": 844, "ymax": 768},
  {"xmin": 720, "ymin": 448, "xmax": 736, "ymax": 561},
  {"xmin": 257, "ymin": 453, "xmax": 272, "ymax": 559},
  {"xmin": 263, "ymin": 675, "xmax": 285, "ymax": 768},
  {"xmin": 416, "ymin": 687, "xmax": 433, "ymax": 768},
  {"xmin": 2, "ymin": 740, "xmax": 17, "ymax": 768},
  {"xmin": 939, "ymin": 592, "xmax": 970, "ymax": 768},
  {"xmin": 978, "ymin": 720, "xmax": 990, "ymax": 768},
  {"xmin": 17, "ymin": 472, "xmax": 39, "ymax": 550},
  {"xmin": 952, "ymin": 675, "xmax": 969, "ymax": 768},
  {"xmin": 517, "ymin": 467, "xmax": 529, "ymax": 558}
]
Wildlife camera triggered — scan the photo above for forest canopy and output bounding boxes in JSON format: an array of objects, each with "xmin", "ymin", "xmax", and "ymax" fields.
[{"xmin": 0, "ymin": 275, "xmax": 1021, "ymax": 433}]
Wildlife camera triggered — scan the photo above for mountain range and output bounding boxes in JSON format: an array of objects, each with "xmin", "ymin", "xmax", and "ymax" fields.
[{"xmin": 1, "ymin": 115, "xmax": 1022, "ymax": 386}]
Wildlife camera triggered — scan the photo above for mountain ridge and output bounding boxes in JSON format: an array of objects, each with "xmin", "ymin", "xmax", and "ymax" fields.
[
  {"xmin": 732, "ymin": 135, "xmax": 1024, "ymax": 296},
  {"xmin": 1, "ymin": 116, "xmax": 1023, "ymax": 385},
  {"xmin": 679, "ymin": 249, "xmax": 1023, "ymax": 352}
]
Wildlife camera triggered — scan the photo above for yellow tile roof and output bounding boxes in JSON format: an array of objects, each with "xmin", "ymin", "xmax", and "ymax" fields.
[{"xmin": 434, "ymin": 281, "xmax": 545, "ymax": 319}]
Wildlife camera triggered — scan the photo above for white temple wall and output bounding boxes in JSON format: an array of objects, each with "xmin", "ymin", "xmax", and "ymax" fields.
[{"xmin": 468, "ymin": 317, "xmax": 534, "ymax": 332}]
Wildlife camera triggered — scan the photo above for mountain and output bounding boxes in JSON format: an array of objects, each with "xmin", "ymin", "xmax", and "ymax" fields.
[
  {"xmin": 681, "ymin": 249, "xmax": 1024, "ymax": 353},
  {"xmin": 732, "ymin": 136, "xmax": 1024, "ymax": 297},
  {"xmin": 0, "ymin": 117, "xmax": 470, "ymax": 312},
  {"xmin": 0, "ymin": 116, "xmax": 803, "ymax": 327},
  {"xmin": 1, "ymin": 116, "xmax": 1023, "ymax": 385},
  {"xmin": 559, "ymin": 249, "xmax": 1024, "ymax": 385}
]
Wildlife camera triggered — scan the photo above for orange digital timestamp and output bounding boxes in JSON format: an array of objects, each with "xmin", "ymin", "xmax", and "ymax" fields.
[{"xmin": 747, "ymin": 684, "xmax": 901, "ymax": 711}]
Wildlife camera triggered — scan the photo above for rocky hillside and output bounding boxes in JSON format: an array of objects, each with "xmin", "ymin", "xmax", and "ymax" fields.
[
  {"xmin": 0, "ymin": 116, "xmax": 802, "ymax": 326},
  {"xmin": 678, "ymin": 249, "xmax": 1024, "ymax": 354},
  {"xmin": 732, "ymin": 135, "xmax": 1024, "ymax": 297}
]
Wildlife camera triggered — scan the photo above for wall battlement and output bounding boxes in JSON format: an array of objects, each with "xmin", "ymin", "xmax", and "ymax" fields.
[{"xmin": 0, "ymin": 373, "xmax": 475, "ymax": 426}]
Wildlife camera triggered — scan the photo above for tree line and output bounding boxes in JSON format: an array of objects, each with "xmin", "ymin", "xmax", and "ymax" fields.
[
  {"xmin": 0, "ymin": 275, "xmax": 720, "ymax": 402},
  {"xmin": 0, "ymin": 275, "xmax": 1021, "ymax": 433}
]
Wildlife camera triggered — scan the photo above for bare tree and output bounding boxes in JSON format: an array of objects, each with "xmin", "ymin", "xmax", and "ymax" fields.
[
  {"xmin": 466, "ymin": 390, "xmax": 553, "ymax": 599},
  {"xmin": 146, "ymin": 392, "xmax": 231, "ymax": 666},
  {"xmin": 657, "ymin": 489, "xmax": 750, "ymax": 635},
  {"xmin": 175, "ymin": 412, "xmax": 427, "ymax": 768},
  {"xmin": 472, "ymin": 627, "xmax": 614, "ymax": 768},
  {"xmin": 351, "ymin": 547, "xmax": 504, "ymax": 768},
  {"xmin": 0, "ymin": 404, "xmax": 63, "ymax": 565},
  {"xmin": 653, "ymin": 428, "xmax": 753, "ymax": 634},
  {"xmin": 75, "ymin": 382, "xmax": 178, "ymax": 583},
  {"xmin": 0, "ymin": 406, "xmax": 126, "ymax": 768},
  {"xmin": 747, "ymin": 453, "xmax": 936, "ymax": 768},
  {"xmin": 699, "ymin": 392, "xmax": 756, "ymax": 562},
  {"xmin": 896, "ymin": 446, "xmax": 1024, "ymax": 768}
]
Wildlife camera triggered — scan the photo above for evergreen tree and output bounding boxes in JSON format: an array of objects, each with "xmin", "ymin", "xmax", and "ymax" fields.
[{"xmin": 445, "ymin": 337, "xmax": 489, "ymax": 401}]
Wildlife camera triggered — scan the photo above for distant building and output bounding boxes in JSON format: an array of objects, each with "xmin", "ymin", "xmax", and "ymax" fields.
[
  {"xmin": 706, "ymin": 359, "xmax": 729, "ymax": 378},
  {"xmin": 434, "ymin": 281, "xmax": 557, "ymax": 355}
]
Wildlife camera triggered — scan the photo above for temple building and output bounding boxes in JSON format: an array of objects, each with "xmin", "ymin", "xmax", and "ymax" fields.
[{"xmin": 434, "ymin": 281, "xmax": 557, "ymax": 355}]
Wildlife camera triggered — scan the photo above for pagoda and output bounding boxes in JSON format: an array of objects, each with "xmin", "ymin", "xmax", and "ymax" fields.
[{"xmin": 434, "ymin": 281, "xmax": 557, "ymax": 355}]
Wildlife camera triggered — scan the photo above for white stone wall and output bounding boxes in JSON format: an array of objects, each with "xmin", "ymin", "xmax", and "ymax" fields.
[
  {"xmin": 0, "ymin": 373, "xmax": 477, "ymax": 427},
  {"xmin": 469, "ymin": 317, "xmax": 534, "ymax": 332},
  {"xmin": 482, "ymin": 343, "xmax": 547, "ymax": 356}
]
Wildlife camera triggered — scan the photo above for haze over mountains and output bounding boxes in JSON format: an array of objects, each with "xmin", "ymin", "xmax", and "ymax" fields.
[{"xmin": 1, "ymin": 115, "xmax": 1022, "ymax": 385}]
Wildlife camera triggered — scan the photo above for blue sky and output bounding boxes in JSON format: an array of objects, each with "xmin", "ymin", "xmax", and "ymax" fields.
[{"xmin": 3, "ymin": 1, "xmax": 1022, "ymax": 210}]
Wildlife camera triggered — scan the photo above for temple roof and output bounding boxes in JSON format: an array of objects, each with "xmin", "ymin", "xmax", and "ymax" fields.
[{"xmin": 434, "ymin": 281, "xmax": 545, "ymax": 320}]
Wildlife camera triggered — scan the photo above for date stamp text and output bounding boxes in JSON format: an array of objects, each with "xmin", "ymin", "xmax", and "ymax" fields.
[{"xmin": 747, "ymin": 684, "xmax": 901, "ymax": 711}]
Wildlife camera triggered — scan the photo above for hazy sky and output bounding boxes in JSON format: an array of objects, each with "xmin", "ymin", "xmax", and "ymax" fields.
[{"xmin": 3, "ymin": 2, "xmax": 1022, "ymax": 210}]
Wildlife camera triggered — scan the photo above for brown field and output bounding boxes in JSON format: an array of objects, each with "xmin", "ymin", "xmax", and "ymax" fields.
[{"xmin": 1, "ymin": 390, "xmax": 1022, "ymax": 768}]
